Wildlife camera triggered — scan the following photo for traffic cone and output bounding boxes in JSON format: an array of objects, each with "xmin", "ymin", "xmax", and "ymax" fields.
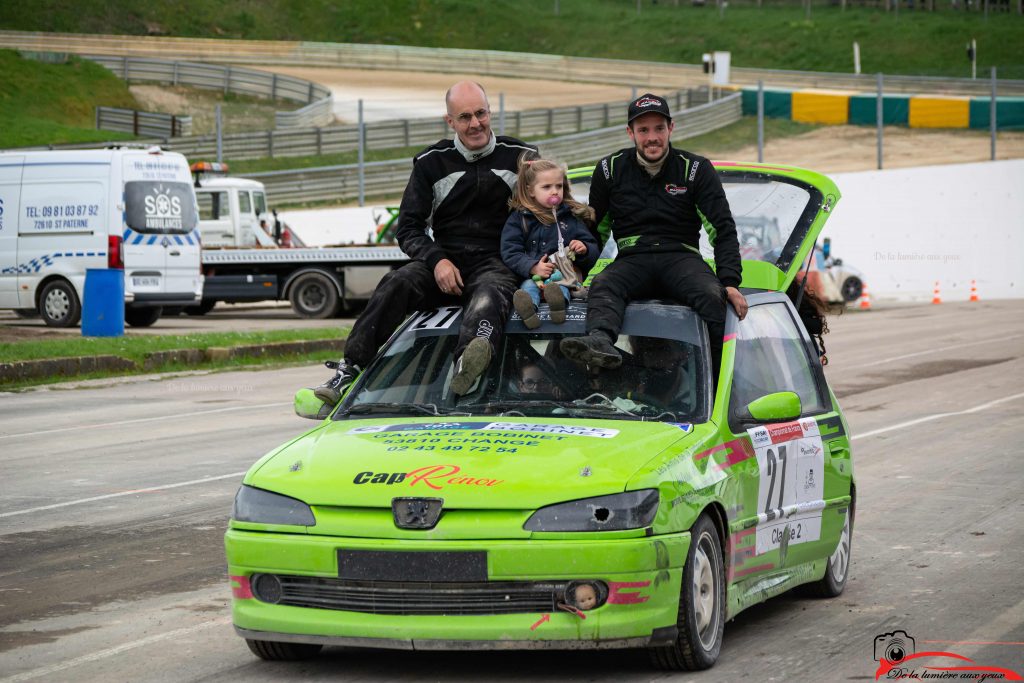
[
  {"xmin": 969, "ymin": 280, "xmax": 979, "ymax": 302},
  {"xmin": 859, "ymin": 282, "xmax": 872, "ymax": 310},
  {"xmin": 931, "ymin": 281, "xmax": 942, "ymax": 305}
]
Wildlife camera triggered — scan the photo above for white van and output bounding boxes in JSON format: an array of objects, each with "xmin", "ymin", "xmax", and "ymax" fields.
[{"xmin": 0, "ymin": 147, "xmax": 203, "ymax": 327}]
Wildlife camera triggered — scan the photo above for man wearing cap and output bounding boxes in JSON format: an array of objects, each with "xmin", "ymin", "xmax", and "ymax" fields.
[{"xmin": 560, "ymin": 93, "xmax": 747, "ymax": 381}]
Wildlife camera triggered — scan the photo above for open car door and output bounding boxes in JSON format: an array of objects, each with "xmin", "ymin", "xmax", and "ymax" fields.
[{"xmin": 567, "ymin": 162, "xmax": 841, "ymax": 293}]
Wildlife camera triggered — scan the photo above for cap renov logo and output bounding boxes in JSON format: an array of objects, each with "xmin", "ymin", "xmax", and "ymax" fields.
[{"xmin": 635, "ymin": 97, "xmax": 662, "ymax": 108}]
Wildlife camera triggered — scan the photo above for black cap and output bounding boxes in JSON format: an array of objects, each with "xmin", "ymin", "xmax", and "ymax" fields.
[{"xmin": 627, "ymin": 93, "xmax": 672, "ymax": 124}]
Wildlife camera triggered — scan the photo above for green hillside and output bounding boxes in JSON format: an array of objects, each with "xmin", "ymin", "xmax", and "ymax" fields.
[
  {"xmin": 0, "ymin": 50, "xmax": 137, "ymax": 148},
  {"xmin": 0, "ymin": 0, "xmax": 1022, "ymax": 78}
]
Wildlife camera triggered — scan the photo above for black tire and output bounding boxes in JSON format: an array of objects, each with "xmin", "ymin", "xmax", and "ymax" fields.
[
  {"xmin": 649, "ymin": 513, "xmax": 725, "ymax": 671},
  {"xmin": 840, "ymin": 276, "xmax": 863, "ymax": 303},
  {"xmin": 245, "ymin": 639, "xmax": 323, "ymax": 661},
  {"xmin": 803, "ymin": 507, "xmax": 852, "ymax": 598},
  {"xmin": 185, "ymin": 300, "xmax": 216, "ymax": 316},
  {"xmin": 289, "ymin": 271, "xmax": 341, "ymax": 319},
  {"xmin": 39, "ymin": 280, "xmax": 81, "ymax": 328},
  {"xmin": 13, "ymin": 308, "xmax": 37, "ymax": 319},
  {"xmin": 125, "ymin": 306, "xmax": 163, "ymax": 327}
]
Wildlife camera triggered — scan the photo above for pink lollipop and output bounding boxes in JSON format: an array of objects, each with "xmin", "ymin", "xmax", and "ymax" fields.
[{"xmin": 546, "ymin": 195, "xmax": 560, "ymax": 206}]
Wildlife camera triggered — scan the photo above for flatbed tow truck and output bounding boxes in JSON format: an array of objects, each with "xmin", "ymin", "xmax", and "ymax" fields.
[{"xmin": 190, "ymin": 163, "xmax": 406, "ymax": 318}]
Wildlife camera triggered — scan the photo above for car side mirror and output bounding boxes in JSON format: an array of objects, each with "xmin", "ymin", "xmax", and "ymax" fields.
[
  {"xmin": 294, "ymin": 388, "xmax": 335, "ymax": 420},
  {"xmin": 745, "ymin": 391, "xmax": 801, "ymax": 422}
]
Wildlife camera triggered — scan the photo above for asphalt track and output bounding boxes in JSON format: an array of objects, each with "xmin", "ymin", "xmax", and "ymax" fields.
[{"xmin": 1, "ymin": 300, "xmax": 1022, "ymax": 682}]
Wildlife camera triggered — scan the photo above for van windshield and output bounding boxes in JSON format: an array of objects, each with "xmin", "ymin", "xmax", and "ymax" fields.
[{"xmin": 124, "ymin": 181, "xmax": 198, "ymax": 234}]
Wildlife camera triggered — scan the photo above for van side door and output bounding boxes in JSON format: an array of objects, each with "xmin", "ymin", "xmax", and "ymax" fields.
[{"xmin": 0, "ymin": 157, "xmax": 24, "ymax": 308}]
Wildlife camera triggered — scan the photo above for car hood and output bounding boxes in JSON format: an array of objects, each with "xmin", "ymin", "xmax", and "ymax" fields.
[{"xmin": 246, "ymin": 417, "xmax": 703, "ymax": 509}]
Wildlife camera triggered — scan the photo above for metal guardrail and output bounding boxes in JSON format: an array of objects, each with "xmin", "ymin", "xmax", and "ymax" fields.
[
  {"xmin": 89, "ymin": 55, "xmax": 334, "ymax": 128},
  {"xmin": 95, "ymin": 106, "xmax": 192, "ymax": 137},
  {"xmin": 3, "ymin": 30, "xmax": 1021, "ymax": 96},
  {"xmin": 245, "ymin": 94, "xmax": 743, "ymax": 206},
  {"xmin": 10, "ymin": 50, "xmax": 696, "ymax": 161}
]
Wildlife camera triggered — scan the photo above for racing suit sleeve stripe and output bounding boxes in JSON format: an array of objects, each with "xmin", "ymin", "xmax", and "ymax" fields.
[{"xmin": 396, "ymin": 157, "xmax": 448, "ymax": 270}]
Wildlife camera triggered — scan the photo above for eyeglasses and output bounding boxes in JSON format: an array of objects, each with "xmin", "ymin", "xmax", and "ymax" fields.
[
  {"xmin": 453, "ymin": 108, "xmax": 490, "ymax": 125},
  {"xmin": 521, "ymin": 378, "xmax": 551, "ymax": 388}
]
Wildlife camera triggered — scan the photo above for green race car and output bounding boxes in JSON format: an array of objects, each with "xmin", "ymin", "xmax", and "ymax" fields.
[{"xmin": 225, "ymin": 162, "xmax": 854, "ymax": 671}]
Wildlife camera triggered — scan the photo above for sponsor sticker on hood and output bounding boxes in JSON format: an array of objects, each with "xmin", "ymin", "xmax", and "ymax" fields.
[{"xmin": 348, "ymin": 422, "xmax": 619, "ymax": 438}]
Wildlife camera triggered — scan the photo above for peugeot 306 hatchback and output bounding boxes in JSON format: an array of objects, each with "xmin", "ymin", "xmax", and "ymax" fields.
[{"xmin": 225, "ymin": 162, "xmax": 853, "ymax": 671}]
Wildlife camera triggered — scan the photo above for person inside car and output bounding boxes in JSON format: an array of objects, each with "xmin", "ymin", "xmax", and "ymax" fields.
[
  {"xmin": 560, "ymin": 93, "xmax": 748, "ymax": 383},
  {"xmin": 313, "ymin": 81, "xmax": 536, "ymax": 404}
]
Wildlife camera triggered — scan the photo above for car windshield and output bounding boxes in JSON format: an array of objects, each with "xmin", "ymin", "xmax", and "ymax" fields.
[{"xmin": 334, "ymin": 302, "xmax": 711, "ymax": 423}]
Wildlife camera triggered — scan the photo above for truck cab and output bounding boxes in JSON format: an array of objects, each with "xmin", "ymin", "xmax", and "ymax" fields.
[{"xmin": 192, "ymin": 163, "xmax": 279, "ymax": 249}]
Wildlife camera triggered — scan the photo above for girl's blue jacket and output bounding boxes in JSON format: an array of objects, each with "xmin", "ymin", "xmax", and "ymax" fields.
[{"xmin": 500, "ymin": 204, "xmax": 599, "ymax": 281}]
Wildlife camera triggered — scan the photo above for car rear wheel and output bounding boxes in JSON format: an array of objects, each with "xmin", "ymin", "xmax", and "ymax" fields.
[
  {"xmin": 840, "ymin": 276, "xmax": 863, "ymax": 303},
  {"xmin": 40, "ymin": 280, "xmax": 81, "ymax": 328},
  {"xmin": 803, "ymin": 507, "xmax": 852, "ymax": 598},
  {"xmin": 125, "ymin": 306, "xmax": 162, "ymax": 327},
  {"xmin": 649, "ymin": 513, "xmax": 725, "ymax": 671},
  {"xmin": 245, "ymin": 638, "xmax": 323, "ymax": 661}
]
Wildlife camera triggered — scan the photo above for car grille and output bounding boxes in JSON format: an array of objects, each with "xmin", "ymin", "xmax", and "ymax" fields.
[{"xmin": 268, "ymin": 576, "xmax": 568, "ymax": 615}]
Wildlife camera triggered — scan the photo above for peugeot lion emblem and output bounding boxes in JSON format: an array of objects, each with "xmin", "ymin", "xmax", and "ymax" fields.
[{"xmin": 392, "ymin": 497, "xmax": 444, "ymax": 530}]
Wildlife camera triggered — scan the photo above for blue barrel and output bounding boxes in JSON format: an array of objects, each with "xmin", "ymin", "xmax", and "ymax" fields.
[{"xmin": 81, "ymin": 268, "xmax": 125, "ymax": 337}]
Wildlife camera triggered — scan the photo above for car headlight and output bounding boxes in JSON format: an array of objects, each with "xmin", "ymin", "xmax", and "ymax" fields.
[
  {"xmin": 523, "ymin": 490, "xmax": 659, "ymax": 532},
  {"xmin": 232, "ymin": 485, "xmax": 315, "ymax": 526}
]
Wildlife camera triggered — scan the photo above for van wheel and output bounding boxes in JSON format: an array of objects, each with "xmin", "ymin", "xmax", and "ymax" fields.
[
  {"xmin": 185, "ymin": 300, "xmax": 216, "ymax": 316},
  {"xmin": 40, "ymin": 280, "xmax": 82, "ymax": 328},
  {"xmin": 289, "ymin": 272, "xmax": 340, "ymax": 319},
  {"xmin": 245, "ymin": 639, "xmax": 323, "ymax": 661},
  {"xmin": 125, "ymin": 307, "xmax": 162, "ymax": 327},
  {"xmin": 649, "ymin": 514, "xmax": 725, "ymax": 671}
]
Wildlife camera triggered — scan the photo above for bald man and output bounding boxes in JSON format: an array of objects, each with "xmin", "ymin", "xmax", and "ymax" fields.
[{"xmin": 315, "ymin": 81, "xmax": 536, "ymax": 404}]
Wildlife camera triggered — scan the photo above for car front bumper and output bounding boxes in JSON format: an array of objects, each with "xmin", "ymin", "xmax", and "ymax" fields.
[{"xmin": 226, "ymin": 529, "xmax": 690, "ymax": 648}]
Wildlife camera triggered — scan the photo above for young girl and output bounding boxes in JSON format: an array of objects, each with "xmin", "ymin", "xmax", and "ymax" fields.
[{"xmin": 500, "ymin": 156, "xmax": 599, "ymax": 328}]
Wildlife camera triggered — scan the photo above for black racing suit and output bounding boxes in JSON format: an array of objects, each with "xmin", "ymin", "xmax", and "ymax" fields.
[
  {"xmin": 586, "ymin": 145, "xmax": 742, "ymax": 378},
  {"xmin": 343, "ymin": 135, "xmax": 536, "ymax": 367}
]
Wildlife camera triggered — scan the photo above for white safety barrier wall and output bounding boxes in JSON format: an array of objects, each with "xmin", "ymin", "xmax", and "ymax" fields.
[{"xmin": 822, "ymin": 159, "xmax": 1024, "ymax": 301}]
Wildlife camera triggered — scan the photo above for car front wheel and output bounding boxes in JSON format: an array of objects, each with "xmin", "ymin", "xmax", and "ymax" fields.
[
  {"xmin": 841, "ymin": 276, "xmax": 863, "ymax": 303},
  {"xmin": 649, "ymin": 513, "xmax": 725, "ymax": 671},
  {"xmin": 245, "ymin": 639, "xmax": 323, "ymax": 661}
]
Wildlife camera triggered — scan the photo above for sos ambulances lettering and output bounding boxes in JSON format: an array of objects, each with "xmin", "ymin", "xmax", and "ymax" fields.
[
  {"xmin": 748, "ymin": 417, "xmax": 825, "ymax": 555},
  {"xmin": 123, "ymin": 181, "xmax": 196, "ymax": 234}
]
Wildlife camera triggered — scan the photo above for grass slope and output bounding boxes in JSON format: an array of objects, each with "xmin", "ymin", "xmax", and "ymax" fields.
[
  {"xmin": 1, "ymin": 1, "xmax": 1022, "ymax": 77},
  {"xmin": 0, "ymin": 50, "xmax": 138, "ymax": 148}
]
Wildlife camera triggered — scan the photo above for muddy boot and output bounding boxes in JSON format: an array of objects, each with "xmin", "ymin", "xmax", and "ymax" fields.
[
  {"xmin": 451, "ymin": 337, "xmax": 492, "ymax": 395},
  {"xmin": 313, "ymin": 359, "xmax": 361, "ymax": 405},
  {"xmin": 559, "ymin": 331, "xmax": 622, "ymax": 369},
  {"xmin": 513, "ymin": 289, "xmax": 540, "ymax": 329},
  {"xmin": 544, "ymin": 285, "xmax": 566, "ymax": 324}
]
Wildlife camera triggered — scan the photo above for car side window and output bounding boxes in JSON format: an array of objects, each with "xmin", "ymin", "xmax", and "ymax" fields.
[
  {"xmin": 729, "ymin": 303, "xmax": 828, "ymax": 424},
  {"xmin": 238, "ymin": 191, "xmax": 252, "ymax": 215}
]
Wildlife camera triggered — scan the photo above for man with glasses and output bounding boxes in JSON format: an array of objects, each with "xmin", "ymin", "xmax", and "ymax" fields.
[{"xmin": 314, "ymin": 81, "xmax": 536, "ymax": 404}]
